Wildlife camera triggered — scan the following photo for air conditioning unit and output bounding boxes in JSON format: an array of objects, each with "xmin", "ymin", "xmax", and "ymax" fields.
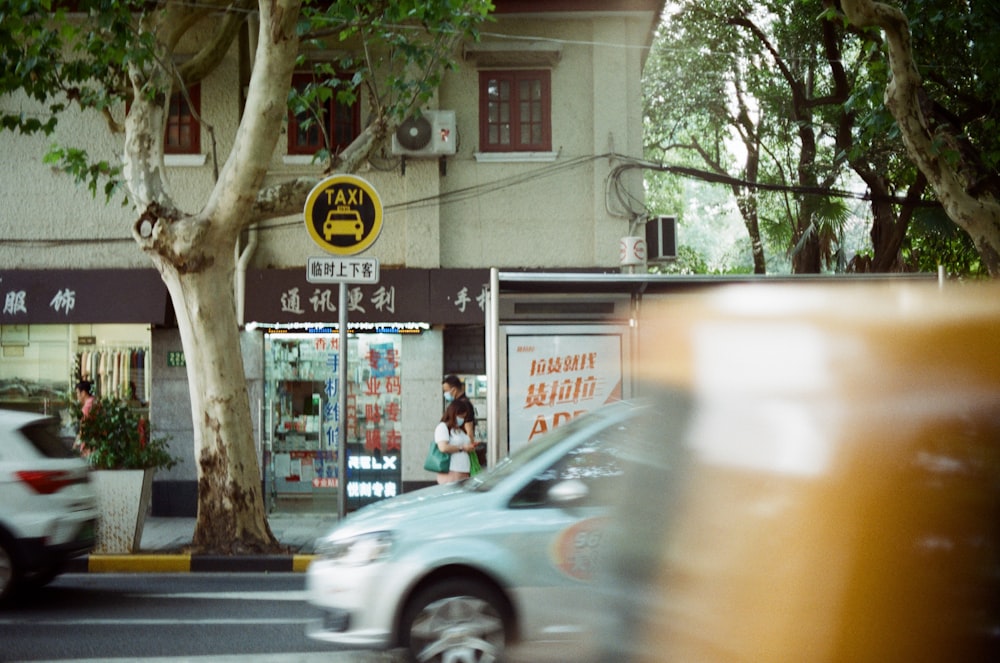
[
  {"xmin": 646, "ymin": 215, "xmax": 677, "ymax": 261},
  {"xmin": 391, "ymin": 110, "xmax": 457, "ymax": 157}
]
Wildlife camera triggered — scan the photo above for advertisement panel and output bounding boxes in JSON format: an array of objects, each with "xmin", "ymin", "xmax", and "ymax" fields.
[{"xmin": 506, "ymin": 330, "xmax": 625, "ymax": 453}]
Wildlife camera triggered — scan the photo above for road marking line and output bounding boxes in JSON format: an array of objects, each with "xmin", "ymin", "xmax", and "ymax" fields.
[
  {"xmin": 134, "ymin": 591, "xmax": 310, "ymax": 601},
  {"xmin": 0, "ymin": 617, "xmax": 308, "ymax": 626}
]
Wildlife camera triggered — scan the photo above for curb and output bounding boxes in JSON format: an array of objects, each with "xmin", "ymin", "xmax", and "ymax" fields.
[{"xmin": 66, "ymin": 554, "xmax": 317, "ymax": 573}]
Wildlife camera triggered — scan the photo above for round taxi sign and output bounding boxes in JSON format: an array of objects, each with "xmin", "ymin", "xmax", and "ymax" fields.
[{"xmin": 303, "ymin": 175, "xmax": 383, "ymax": 255}]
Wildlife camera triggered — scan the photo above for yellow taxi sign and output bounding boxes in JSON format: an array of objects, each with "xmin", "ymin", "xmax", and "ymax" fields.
[{"xmin": 303, "ymin": 175, "xmax": 383, "ymax": 255}]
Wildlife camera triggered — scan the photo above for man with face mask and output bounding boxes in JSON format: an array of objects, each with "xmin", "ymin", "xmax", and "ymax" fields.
[{"xmin": 442, "ymin": 374, "xmax": 476, "ymax": 442}]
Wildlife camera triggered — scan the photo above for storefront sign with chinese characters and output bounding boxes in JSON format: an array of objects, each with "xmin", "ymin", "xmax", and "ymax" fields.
[
  {"xmin": 1, "ymin": 269, "xmax": 168, "ymax": 324},
  {"xmin": 246, "ymin": 268, "xmax": 490, "ymax": 325}
]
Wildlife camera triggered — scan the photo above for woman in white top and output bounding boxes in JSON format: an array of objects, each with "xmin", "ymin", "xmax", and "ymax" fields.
[{"xmin": 434, "ymin": 399, "xmax": 476, "ymax": 484}]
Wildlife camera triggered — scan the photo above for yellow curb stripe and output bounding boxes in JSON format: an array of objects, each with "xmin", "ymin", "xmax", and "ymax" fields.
[
  {"xmin": 292, "ymin": 554, "xmax": 316, "ymax": 572},
  {"xmin": 89, "ymin": 554, "xmax": 192, "ymax": 573}
]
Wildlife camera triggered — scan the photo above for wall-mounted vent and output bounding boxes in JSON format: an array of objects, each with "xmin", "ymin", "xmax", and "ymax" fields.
[{"xmin": 646, "ymin": 215, "xmax": 677, "ymax": 261}]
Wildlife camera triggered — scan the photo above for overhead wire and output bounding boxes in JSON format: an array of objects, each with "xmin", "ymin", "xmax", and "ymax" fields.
[
  {"xmin": 1, "ymin": 152, "xmax": 938, "ymax": 247},
  {"xmin": 0, "ymin": 153, "xmax": 611, "ymax": 245}
]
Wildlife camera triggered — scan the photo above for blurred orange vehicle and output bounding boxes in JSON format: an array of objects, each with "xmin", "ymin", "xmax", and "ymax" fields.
[{"xmin": 597, "ymin": 282, "xmax": 1000, "ymax": 663}]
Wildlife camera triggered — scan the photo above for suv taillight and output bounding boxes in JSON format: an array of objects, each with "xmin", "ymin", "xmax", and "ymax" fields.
[{"xmin": 15, "ymin": 470, "xmax": 83, "ymax": 495}]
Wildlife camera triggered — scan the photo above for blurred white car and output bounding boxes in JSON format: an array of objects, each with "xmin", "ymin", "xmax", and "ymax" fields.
[
  {"xmin": 0, "ymin": 409, "xmax": 98, "ymax": 603},
  {"xmin": 306, "ymin": 400, "xmax": 651, "ymax": 662}
]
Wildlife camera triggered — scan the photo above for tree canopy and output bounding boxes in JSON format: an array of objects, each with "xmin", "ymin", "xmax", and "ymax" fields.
[{"xmin": 643, "ymin": 0, "xmax": 999, "ymax": 277}]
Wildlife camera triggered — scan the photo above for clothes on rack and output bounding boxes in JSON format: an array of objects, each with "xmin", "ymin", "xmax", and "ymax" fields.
[{"xmin": 75, "ymin": 347, "xmax": 149, "ymax": 403}]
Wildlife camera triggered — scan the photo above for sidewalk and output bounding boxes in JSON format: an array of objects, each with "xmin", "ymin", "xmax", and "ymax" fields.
[{"xmin": 67, "ymin": 513, "xmax": 341, "ymax": 574}]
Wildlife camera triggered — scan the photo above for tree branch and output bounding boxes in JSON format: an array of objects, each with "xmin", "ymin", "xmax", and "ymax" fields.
[
  {"xmin": 840, "ymin": 0, "xmax": 1000, "ymax": 274},
  {"xmin": 201, "ymin": 0, "xmax": 301, "ymax": 234},
  {"xmin": 177, "ymin": 0, "xmax": 257, "ymax": 86}
]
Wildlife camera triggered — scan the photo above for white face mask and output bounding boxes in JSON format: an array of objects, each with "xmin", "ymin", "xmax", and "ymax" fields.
[{"xmin": 456, "ymin": 416, "xmax": 465, "ymax": 426}]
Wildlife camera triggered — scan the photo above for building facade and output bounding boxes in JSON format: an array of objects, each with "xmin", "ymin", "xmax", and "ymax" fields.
[{"xmin": 0, "ymin": 1, "xmax": 664, "ymax": 515}]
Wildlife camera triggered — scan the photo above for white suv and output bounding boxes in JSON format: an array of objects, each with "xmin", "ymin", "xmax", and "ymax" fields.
[
  {"xmin": 306, "ymin": 400, "xmax": 655, "ymax": 662},
  {"xmin": 0, "ymin": 408, "xmax": 98, "ymax": 603}
]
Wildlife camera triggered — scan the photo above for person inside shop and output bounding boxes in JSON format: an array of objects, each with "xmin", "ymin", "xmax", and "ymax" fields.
[
  {"xmin": 75, "ymin": 380, "xmax": 95, "ymax": 419},
  {"xmin": 433, "ymin": 399, "xmax": 476, "ymax": 484},
  {"xmin": 73, "ymin": 380, "xmax": 95, "ymax": 458}
]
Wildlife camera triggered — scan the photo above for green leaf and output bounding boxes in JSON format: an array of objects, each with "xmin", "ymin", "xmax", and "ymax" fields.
[{"xmin": 71, "ymin": 394, "xmax": 181, "ymax": 471}]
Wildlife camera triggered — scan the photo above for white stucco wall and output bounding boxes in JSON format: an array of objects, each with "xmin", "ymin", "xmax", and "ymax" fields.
[
  {"xmin": 399, "ymin": 330, "xmax": 445, "ymax": 480},
  {"xmin": 0, "ymin": 23, "xmax": 242, "ymax": 270},
  {"xmin": 437, "ymin": 14, "xmax": 648, "ymax": 270},
  {"xmin": 1, "ymin": 11, "xmax": 650, "ymax": 273},
  {"xmin": 0, "ymin": 97, "xmax": 139, "ymax": 268}
]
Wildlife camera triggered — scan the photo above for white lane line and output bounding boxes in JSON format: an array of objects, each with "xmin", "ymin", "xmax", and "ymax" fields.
[
  {"xmin": 0, "ymin": 617, "xmax": 308, "ymax": 625},
  {"xmin": 128, "ymin": 591, "xmax": 310, "ymax": 601}
]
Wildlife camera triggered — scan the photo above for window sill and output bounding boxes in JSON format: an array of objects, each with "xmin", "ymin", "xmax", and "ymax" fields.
[
  {"xmin": 283, "ymin": 155, "xmax": 322, "ymax": 166},
  {"xmin": 474, "ymin": 151, "xmax": 559, "ymax": 163},
  {"xmin": 165, "ymin": 154, "xmax": 208, "ymax": 167}
]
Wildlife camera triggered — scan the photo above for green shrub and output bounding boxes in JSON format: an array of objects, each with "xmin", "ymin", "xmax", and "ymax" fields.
[{"xmin": 70, "ymin": 395, "xmax": 180, "ymax": 471}]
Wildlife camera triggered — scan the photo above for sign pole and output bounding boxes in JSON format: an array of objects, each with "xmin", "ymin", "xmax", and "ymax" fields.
[
  {"xmin": 337, "ymin": 282, "xmax": 348, "ymax": 519},
  {"xmin": 302, "ymin": 174, "xmax": 384, "ymax": 521}
]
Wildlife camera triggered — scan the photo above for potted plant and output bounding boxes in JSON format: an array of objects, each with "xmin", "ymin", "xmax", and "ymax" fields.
[{"xmin": 70, "ymin": 394, "xmax": 180, "ymax": 553}]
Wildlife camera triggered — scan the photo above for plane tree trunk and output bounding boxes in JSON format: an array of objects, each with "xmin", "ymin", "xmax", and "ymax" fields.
[
  {"xmin": 161, "ymin": 242, "xmax": 277, "ymax": 552},
  {"xmin": 125, "ymin": 0, "xmax": 302, "ymax": 553},
  {"xmin": 840, "ymin": 0, "xmax": 1000, "ymax": 276}
]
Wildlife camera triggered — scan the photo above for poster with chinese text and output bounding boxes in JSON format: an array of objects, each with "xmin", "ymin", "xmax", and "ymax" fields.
[{"xmin": 507, "ymin": 333, "xmax": 623, "ymax": 453}]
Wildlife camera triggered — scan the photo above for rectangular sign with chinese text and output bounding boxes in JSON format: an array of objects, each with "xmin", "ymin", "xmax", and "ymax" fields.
[
  {"xmin": 246, "ymin": 268, "xmax": 490, "ymax": 324},
  {"xmin": 1, "ymin": 269, "xmax": 168, "ymax": 324},
  {"xmin": 506, "ymin": 332, "xmax": 624, "ymax": 453},
  {"xmin": 306, "ymin": 257, "xmax": 380, "ymax": 284}
]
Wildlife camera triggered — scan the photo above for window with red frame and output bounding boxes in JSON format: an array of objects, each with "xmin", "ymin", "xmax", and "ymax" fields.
[
  {"xmin": 288, "ymin": 72, "xmax": 361, "ymax": 155},
  {"xmin": 165, "ymin": 84, "xmax": 200, "ymax": 154},
  {"xmin": 479, "ymin": 70, "xmax": 551, "ymax": 152}
]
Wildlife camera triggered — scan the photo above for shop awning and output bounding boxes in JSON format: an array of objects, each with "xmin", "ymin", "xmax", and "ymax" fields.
[{"xmin": 0, "ymin": 269, "xmax": 170, "ymax": 324}]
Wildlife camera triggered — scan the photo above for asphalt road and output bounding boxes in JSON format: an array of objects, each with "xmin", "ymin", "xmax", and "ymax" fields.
[{"xmin": 0, "ymin": 573, "xmax": 404, "ymax": 662}]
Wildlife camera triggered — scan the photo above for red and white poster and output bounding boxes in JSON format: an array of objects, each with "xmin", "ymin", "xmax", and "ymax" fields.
[{"xmin": 507, "ymin": 333, "xmax": 623, "ymax": 452}]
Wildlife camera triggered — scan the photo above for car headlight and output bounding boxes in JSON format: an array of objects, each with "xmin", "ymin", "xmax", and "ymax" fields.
[{"xmin": 316, "ymin": 531, "xmax": 394, "ymax": 565}]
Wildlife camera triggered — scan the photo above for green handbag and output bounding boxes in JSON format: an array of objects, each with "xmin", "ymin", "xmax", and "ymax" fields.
[
  {"xmin": 424, "ymin": 440, "xmax": 450, "ymax": 473},
  {"xmin": 468, "ymin": 450, "xmax": 482, "ymax": 476}
]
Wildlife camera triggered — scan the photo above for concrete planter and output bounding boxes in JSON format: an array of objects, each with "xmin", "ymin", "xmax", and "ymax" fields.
[{"xmin": 91, "ymin": 468, "xmax": 155, "ymax": 554}]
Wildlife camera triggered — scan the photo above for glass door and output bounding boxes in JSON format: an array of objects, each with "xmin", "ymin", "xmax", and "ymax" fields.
[{"xmin": 263, "ymin": 331, "xmax": 403, "ymax": 514}]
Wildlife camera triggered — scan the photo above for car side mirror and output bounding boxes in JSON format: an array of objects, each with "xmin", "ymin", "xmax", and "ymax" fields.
[{"xmin": 548, "ymin": 478, "xmax": 590, "ymax": 505}]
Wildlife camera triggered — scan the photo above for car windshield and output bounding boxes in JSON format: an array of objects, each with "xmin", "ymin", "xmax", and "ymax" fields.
[{"xmin": 466, "ymin": 405, "xmax": 629, "ymax": 493}]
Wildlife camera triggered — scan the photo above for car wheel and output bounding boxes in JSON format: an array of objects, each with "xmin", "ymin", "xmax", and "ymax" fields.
[
  {"xmin": 400, "ymin": 578, "xmax": 508, "ymax": 663},
  {"xmin": 0, "ymin": 536, "xmax": 18, "ymax": 604}
]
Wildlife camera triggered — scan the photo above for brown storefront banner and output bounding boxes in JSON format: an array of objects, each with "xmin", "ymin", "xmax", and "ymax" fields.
[
  {"xmin": 245, "ymin": 268, "xmax": 490, "ymax": 325},
  {"xmin": 1, "ymin": 268, "xmax": 490, "ymax": 326},
  {"xmin": 0, "ymin": 269, "xmax": 169, "ymax": 324}
]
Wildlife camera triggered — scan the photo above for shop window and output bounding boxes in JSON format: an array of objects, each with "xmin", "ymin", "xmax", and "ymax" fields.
[
  {"xmin": 479, "ymin": 70, "xmax": 551, "ymax": 152},
  {"xmin": 165, "ymin": 84, "xmax": 200, "ymax": 154},
  {"xmin": 288, "ymin": 72, "xmax": 361, "ymax": 155},
  {"xmin": 264, "ymin": 332, "xmax": 402, "ymax": 513}
]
